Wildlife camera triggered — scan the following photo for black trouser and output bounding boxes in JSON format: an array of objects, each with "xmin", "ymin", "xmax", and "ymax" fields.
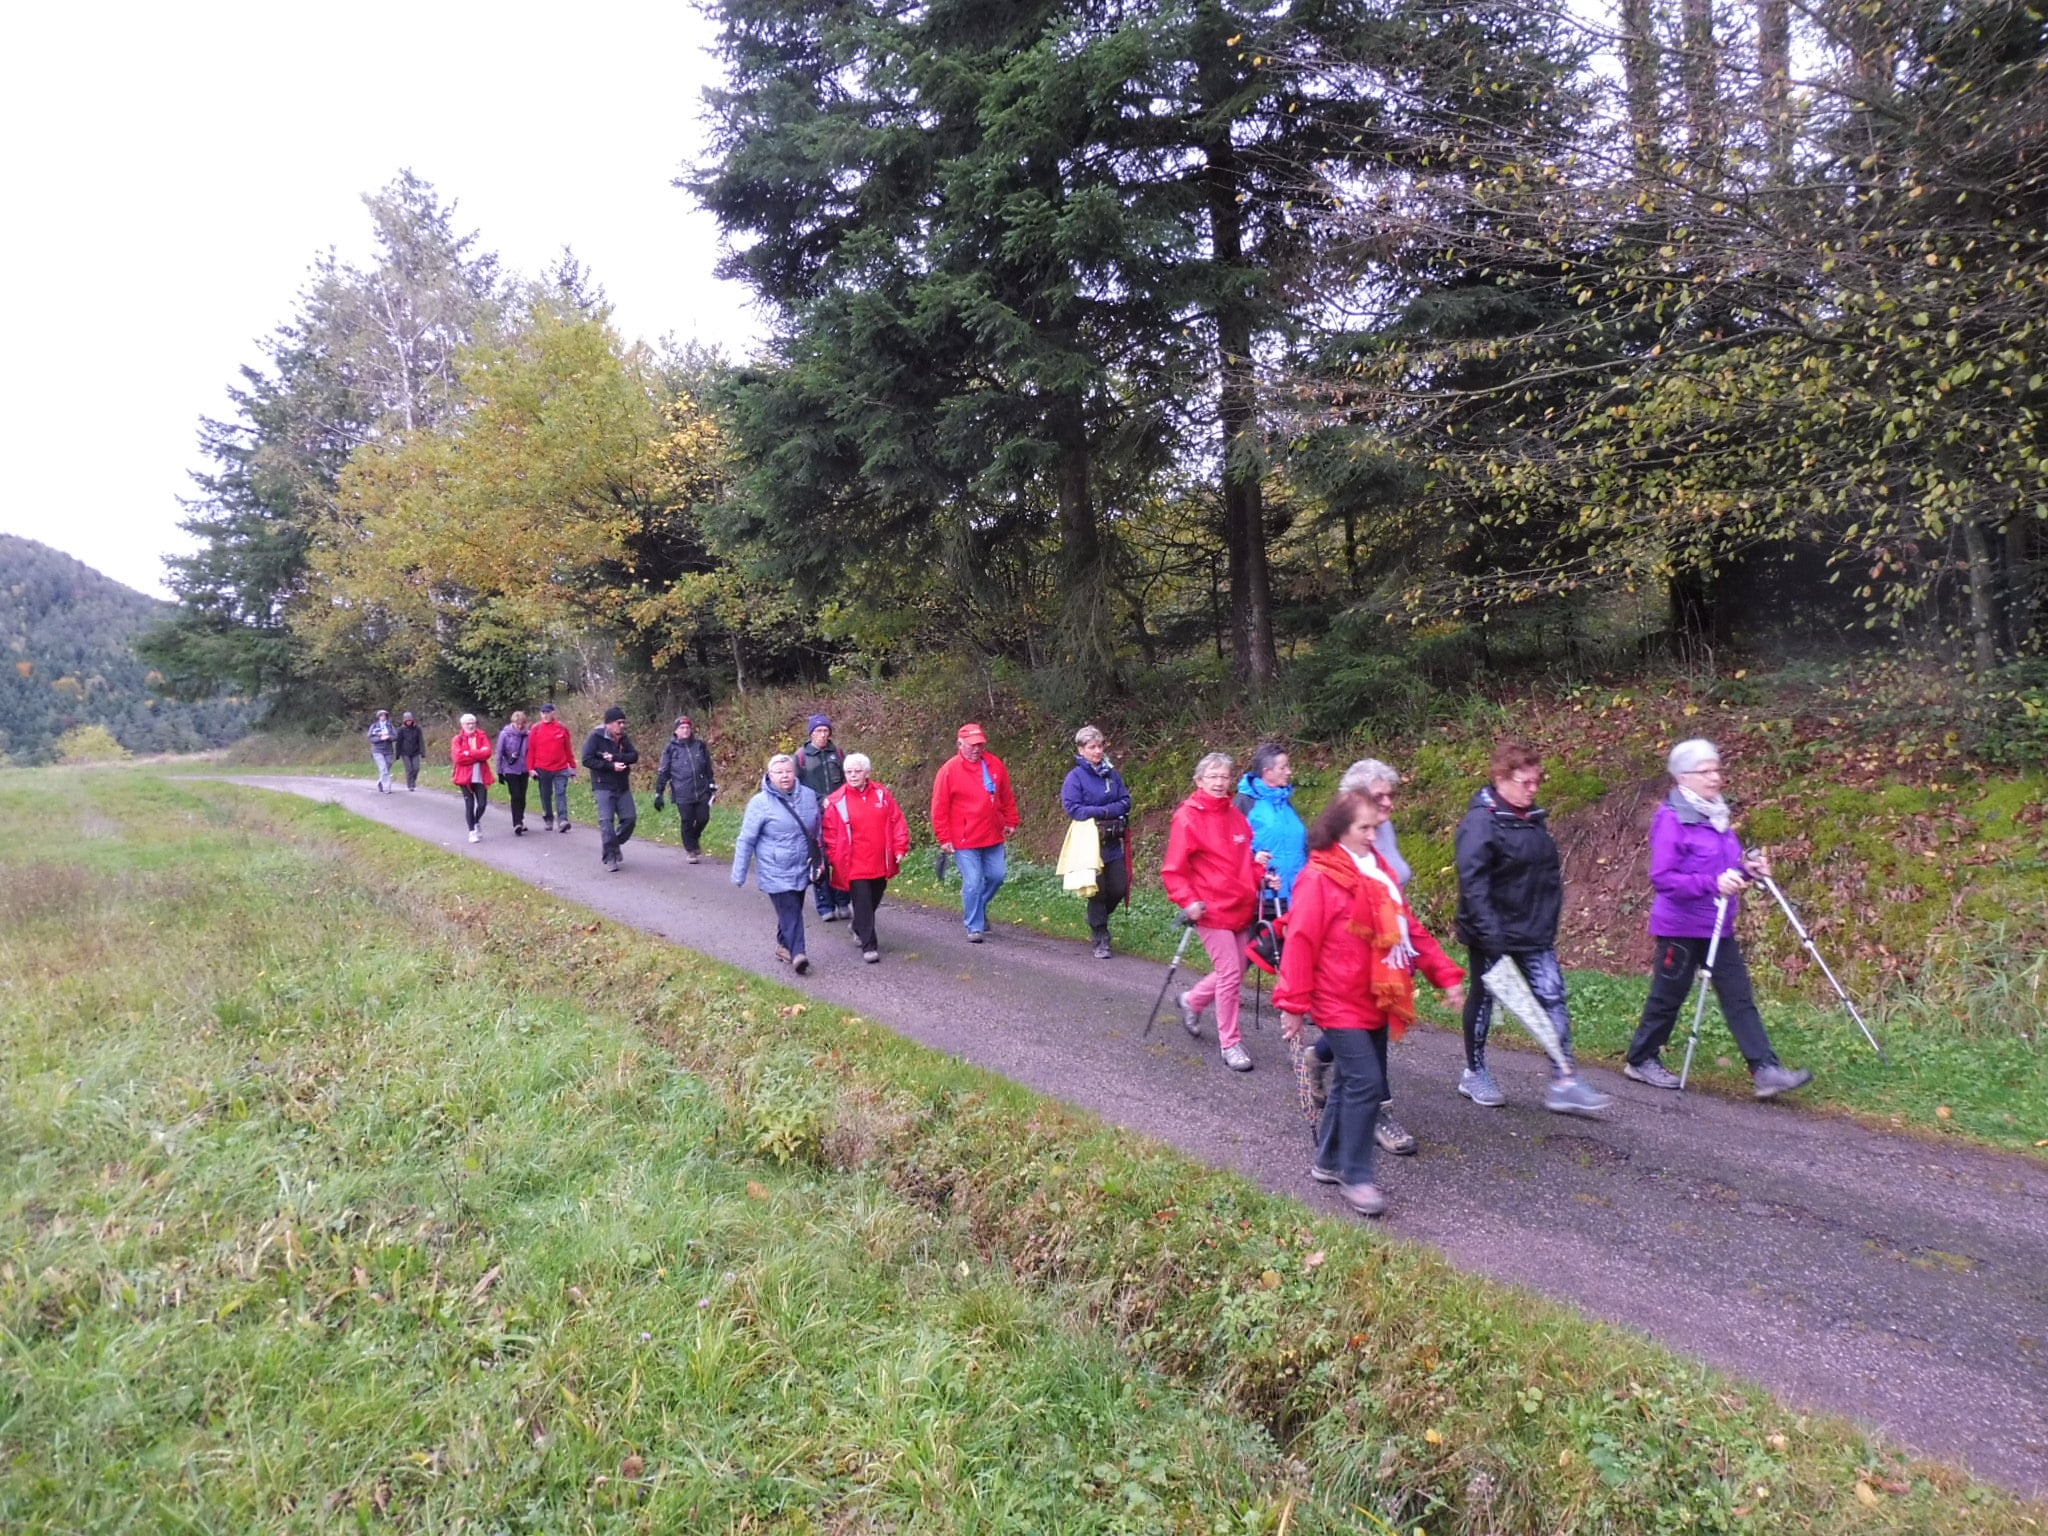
[
  {"xmin": 502, "ymin": 772, "xmax": 529, "ymax": 828},
  {"xmin": 402, "ymin": 754, "xmax": 422, "ymax": 789},
  {"xmin": 460, "ymin": 782, "xmax": 488, "ymax": 831},
  {"xmin": 846, "ymin": 877, "xmax": 888, "ymax": 950},
  {"xmin": 594, "ymin": 787, "xmax": 636, "ymax": 862},
  {"xmin": 1629, "ymin": 933, "xmax": 1779, "ymax": 1070},
  {"xmin": 1086, "ymin": 853, "xmax": 1130, "ymax": 937},
  {"xmin": 676, "ymin": 797, "xmax": 711, "ymax": 854}
]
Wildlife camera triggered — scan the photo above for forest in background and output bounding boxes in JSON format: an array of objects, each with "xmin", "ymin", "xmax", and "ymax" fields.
[
  {"xmin": 141, "ymin": 0, "xmax": 2048, "ymax": 757},
  {"xmin": 0, "ymin": 535, "xmax": 255, "ymax": 765}
]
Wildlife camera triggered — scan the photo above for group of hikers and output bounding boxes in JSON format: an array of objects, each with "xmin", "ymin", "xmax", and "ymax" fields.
[{"xmin": 372, "ymin": 706, "xmax": 1813, "ymax": 1218}]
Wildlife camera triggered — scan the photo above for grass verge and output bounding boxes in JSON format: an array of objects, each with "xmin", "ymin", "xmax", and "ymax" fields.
[{"xmin": 2, "ymin": 770, "xmax": 2038, "ymax": 1532}]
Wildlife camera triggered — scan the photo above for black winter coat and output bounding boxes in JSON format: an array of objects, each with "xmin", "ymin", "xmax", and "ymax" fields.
[
  {"xmin": 655, "ymin": 736, "xmax": 717, "ymax": 804},
  {"xmin": 795, "ymin": 741, "xmax": 845, "ymax": 799},
  {"xmin": 581, "ymin": 728, "xmax": 640, "ymax": 793},
  {"xmin": 1454, "ymin": 785, "xmax": 1564, "ymax": 953},
  {"xmin": 395, "ymin": 724, "xmax": 424, "ymax": 757}
]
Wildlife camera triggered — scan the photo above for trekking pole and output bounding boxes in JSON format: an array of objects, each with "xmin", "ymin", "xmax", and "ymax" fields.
[
  {"xmin": 1142, "ymin": 919, "xmax": 1197, "ymax": 1037},
  {"xmin": 1678, "ymin": 894, "xmax": 1732, "ymax": 1091},
  {"xmin": 1758, "ymin": 873, "xmax": 1888, "ymax": 1063}
]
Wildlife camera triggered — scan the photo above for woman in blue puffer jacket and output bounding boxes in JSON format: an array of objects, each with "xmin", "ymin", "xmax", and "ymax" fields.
[
  {"xmin": 733, "ymin": 752, "xmax": 823, "ymax": 974},
  {"xmin": 1235, "ymin": 742, "xmax": 1308, "ymax": 903}
]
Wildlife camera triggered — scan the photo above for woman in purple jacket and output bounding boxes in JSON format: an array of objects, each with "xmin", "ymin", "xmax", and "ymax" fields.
[
  {"xmin": 1624, "ymin": 739, "xmax": 1812, "ymax": 1098},
  {"xmin": 1061, "ymin": 725, "xmax": 1132, "ymax": 959}
]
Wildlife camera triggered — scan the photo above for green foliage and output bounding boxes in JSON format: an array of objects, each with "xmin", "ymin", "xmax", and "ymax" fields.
[
  {"xmin": 0, "ymin": 535, "xmax": 255, "ymax": 765},
  {"xmin": 52, "ymin": 724, "xmax": 129, "ymax": 764}
]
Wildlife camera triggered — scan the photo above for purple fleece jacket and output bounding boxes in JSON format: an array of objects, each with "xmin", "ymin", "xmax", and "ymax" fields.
[{"xmin": 1647, "ymin": 792, "xmax": 1748, "ymax": 938}]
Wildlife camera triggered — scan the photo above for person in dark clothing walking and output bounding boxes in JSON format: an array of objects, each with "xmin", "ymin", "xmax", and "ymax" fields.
[
  {"xmin": 395, "ymin": 712, "xmax": 425, "ymax": 790},
  {"xmin": 1453, "ymin": 740, "xmax": 1611, "ymax": 1117},
  {"xmin": 495, "ymin": 711, "xmax": 532, "ymax": 834},
  {"xmin": 581, "ymin": 706, "xmax": 640, "ymax": 870},
  {"xmin": 1624, "ymin": 739, "xmax": 1813, "ymax": 1099},
  {"xmin": 795, "ymin": 715, "xmax": 847, "ymax": 920},
  {"xmin": 1060, "ymin": 725, "xmax": 1131, "ymax": 959},
  {"xmin": 653, "ymin": 715, "xmax": 718, "ymax": 862}
]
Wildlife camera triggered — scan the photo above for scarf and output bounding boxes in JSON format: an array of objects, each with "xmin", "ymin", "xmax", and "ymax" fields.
[
  {"xmin": 1677, "ymin": 785, "xmax": 1732, "ymax": 833},
  {"xmin": 1306, "ymin": 843, "xmax": 1421, "ymax": 1035}
]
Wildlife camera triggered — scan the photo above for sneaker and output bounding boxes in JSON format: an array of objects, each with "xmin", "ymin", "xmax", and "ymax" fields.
[
  {"xmin": 558, "ymin": 821, "xmax": 572, "ymax": 833},
  {"xmin": 468, "ymin": 830, "xmax": 480, "ymax": 843},
  {"xmin": 1546, "ymin": 1075, "xmax": 1613, "ymax": 1117},
  {"xmin": 1459, "ymin": 1066, "xmax": 1505, "ymax": 1107},
  {"xmin": 1092, "ymin": 935, "xmax": 1112, "ymax": 960},
  {"xmin": 966, "ymin": 930, "xmax": 985, "ymax": 944},
  {"xmin": 1178, "ymin": 992, "xmax": 1203, "ymax": 1038},
  {"xmin": 1375, "ymin": 1110, "xmax": 1418, "ymax": 1155},
  {"xmin": 1624, "ymin": 1057, "xmax": 1683, "ymax": 1090},
  {"xmin": 775, "ymin": 943, "xmax": 790, "ymax": 964},
  {"xmin": 1338, "ymin": 1182, "xmax": 1388, "ymax": 1218},
  {"xmin": 1221, "ymin": 1044, "xmax": 1253, "ymax": 1072},
  {"xmin": 686, "ymin": 852, "xmax": 701, "ymax": 864},
  {"xmin": 1308, "ymin": 1163, "xmax": 1341, "ymax": 1185},
  {"xmin": 792, "ymin": 954, "xmax": 810, "ymax": 976},
  {"xmin": 543, "ymin": 817, "xmax": 555, "ymax": 830},
  {"xmin": 863, "ymin": 949, "xmax": 880, "ymax": 964},
  {"xmin": 821, "ymin": 909, "xmax": 841, "ymax": 923},
  {"xmin": 514, "ymin": 825, "xmax": 526, "ymax": 836},
  {"xmin": 1752, "ymin": 1063, "xmax": 1813, "ymax": 1099}
]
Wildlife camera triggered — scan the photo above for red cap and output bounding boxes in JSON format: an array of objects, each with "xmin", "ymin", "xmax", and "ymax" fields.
[{"xmin": 956, "ymin": 722, "xmax": 987, "ymax": 745}]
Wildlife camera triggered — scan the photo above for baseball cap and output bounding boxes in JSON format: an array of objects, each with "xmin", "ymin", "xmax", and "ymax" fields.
[
  {"xmin": 956, "ymin": 722, "xmax": 987, "ymax": 745},
  {"xmin": 539, "ymin": 702, "xmax": 556, "ymax": 714}
]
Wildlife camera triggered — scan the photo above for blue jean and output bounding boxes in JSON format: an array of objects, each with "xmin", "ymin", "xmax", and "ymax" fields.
[
  {"xmin": 1316, "ymin": 1026, "xmax": 1390, "ymax": 1186},
  {"xmin": 371, "ymin": 748, "xmax": 394, "ymax": 790},
  {"xmin": 1464, "ymin": 946, "xmax": 1575, "ymax": 1077},
  {"xmin": 813, "ymin": 869, "xmax": 843, "ymax": 916},
  {"xmin": 952, "ymin": 842, "xmax": 1007, "ymax": 934},
  {"xmin": 534, "ymin": 770, "xmax": 570, "ymax": 822}
]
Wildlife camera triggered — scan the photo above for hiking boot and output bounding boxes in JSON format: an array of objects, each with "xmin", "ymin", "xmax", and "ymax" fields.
[
  {"xmin": 792, "ymin": 954, "xmax": 811, "ymax": 976},
  {"xmin": 1178, "ymin": 992, "xmax": 1203, "ymax": 1038},
  {"xmin": 1308, "ymin": 1163, "xmax": 1341, "ymax": 1185},
  {"xmin": 1752, "ymin": 1063, "xmax": 1813, "ymax": 1099},
  {"xmin": 1624, "ymin": 1057, "xmax": 1683, "ymax": 1090},
  {"xmin": 468, "ymin": 830, "xmax": 481, "ymax": 843},
  {"xmin": 514, "ymin": 825, "xmax": 526, "ymax": 836},
  {"xmin": 1221, "ymin": 1044, "xmax": 1253, "ymax": 1072},
  {"xmin": 543, "ymin": 817, "xmax": 555, "ymax": 830},
  {"xmin": 774, "ymin": 943, "xmax": 790, "ymax": 964},
  {"xmin": 1458, "ymin": 1066, "xmax": 1505, "ymax": 1107},
  {"xmin": 863, "ymin": 949, "xmax": 880, "ymax": 965},
  {"xmin": 1338, "ymin": 1182, "xmax": 1387, "ymax": 1218},
  {"xmin": 1092, "ymin": 934, "xmax": 1112, "ymax": 960},
  {"xmin": 1546, "ymin": 1075, "xmax": 1612, "ymax": 1118},
  {"xmin": 1375, "ymin": 1110, "xmax": 1418, "ymax": 1155}
]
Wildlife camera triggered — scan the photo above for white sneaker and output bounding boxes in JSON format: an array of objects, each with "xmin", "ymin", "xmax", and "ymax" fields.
[
  {"xmin": 468, "ymin": 830, "xmax": 480, "ymax": 843},
  {"xmin": 1221, "ymin": 1044, "xmax": 1253, "ymax": 1072}
]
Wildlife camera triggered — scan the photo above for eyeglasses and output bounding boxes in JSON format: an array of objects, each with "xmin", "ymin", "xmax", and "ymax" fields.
[{"xmin": 1508, "ymin": 772, "xmax": 1543, "ymax": 787}]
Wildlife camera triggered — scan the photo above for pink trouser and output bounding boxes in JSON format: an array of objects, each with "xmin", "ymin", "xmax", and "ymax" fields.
[{"xmin": 1184, "ymin": 924, "xmax": 1253, "ymax": 1048}]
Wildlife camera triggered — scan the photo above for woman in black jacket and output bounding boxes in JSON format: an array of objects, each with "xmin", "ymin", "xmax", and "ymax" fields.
[
  {"xmin": 653, "ymin": 716, "xmax": 718, "ymax": 862},
  {"xmin": 1453, "ymin": 740, "xmax": 1610, "ymax": 1117}
]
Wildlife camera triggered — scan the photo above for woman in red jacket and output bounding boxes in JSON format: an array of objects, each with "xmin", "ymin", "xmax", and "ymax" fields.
[
  {"xmin": 1161, "ymin": 751, "xmax": 1267, "ymax": 1072},
  {"xmin": 1276, "ymin": 790, "xmax": 1465, "ymax": 1217},
  {"xmin": 821, "ymin": 753, "xmax": 912, "ymax": 964},
  {"xmin": 449, "ymin": 712, "xmax": 496, "ymax": 842}
]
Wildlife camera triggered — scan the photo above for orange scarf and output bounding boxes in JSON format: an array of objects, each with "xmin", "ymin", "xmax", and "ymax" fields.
[{"xmin": 1306, "ymin": 843, "xmax": 1419, "ymax": 1035}]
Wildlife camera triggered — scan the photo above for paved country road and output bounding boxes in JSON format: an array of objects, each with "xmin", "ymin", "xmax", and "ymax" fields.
[{"xmin": 227, "ymin": 776, "xmax": 2048, "ymax": 1496}]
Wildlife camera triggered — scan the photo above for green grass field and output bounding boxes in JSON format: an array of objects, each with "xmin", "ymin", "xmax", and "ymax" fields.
[{"xmin": 3, "ymin": 769, "xmax": 2038, "ymax": 1533}]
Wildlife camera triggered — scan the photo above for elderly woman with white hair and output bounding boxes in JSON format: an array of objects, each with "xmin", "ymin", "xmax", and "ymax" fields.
[
  {"xmin": 1624, "ymin": 739, "xmax": 1812, "ymax": 1098},
  {"xmin": 733, "ymin": 752, "xmax": 825, "ymax": 974},
  {"xmin": 821, "ymin": 752, "xmax": 911, "ymax": 963},
  {"xmin": 448, "ymin": 712, "xmax": 495, "ymax": 842},
  {"xmin": 1161, "ymin": 751, "xmax": 1266, "ymax": 1071}
]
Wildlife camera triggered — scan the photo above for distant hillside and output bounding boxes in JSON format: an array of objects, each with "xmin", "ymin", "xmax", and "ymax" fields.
[{"xmin": 0, "ymin": 535, "xmax": 257, "ymax": 765}]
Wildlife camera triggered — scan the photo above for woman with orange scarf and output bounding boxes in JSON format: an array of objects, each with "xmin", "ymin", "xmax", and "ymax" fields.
[{"xmin": 1275, "ymin": 789, "xmax": 1465, "ymax": 1217}]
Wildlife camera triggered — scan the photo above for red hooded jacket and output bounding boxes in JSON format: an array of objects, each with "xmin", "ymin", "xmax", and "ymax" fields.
[
  {"xmin": 822, "ymin": 780, "xmax": 912, "ymax": 887},
  {"xmin": 929, "ymin": 750, "xmax": 1019, "ymax": 850},
  {"xmin": 1159, "ymin": 790, "xmax": 1261, "ymax": 931},
  {"xmin": 526, "ymin": 718, "xmax": 575, "ymax": 773},
  {"xmin": 449, "ymin": 729, "xmax": 496, "ymax": 787},
  {"xmin": 1273, "ymin": 848, "xmax": 1462, "ymax": 1033}
]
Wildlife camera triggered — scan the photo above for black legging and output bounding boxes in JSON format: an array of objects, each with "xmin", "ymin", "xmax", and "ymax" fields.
[{"xmin": 460, "ymin": 782, "xmax": 489, "ymax": 831}]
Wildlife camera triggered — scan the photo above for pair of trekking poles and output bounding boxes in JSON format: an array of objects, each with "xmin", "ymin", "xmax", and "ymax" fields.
[{"xmin": 1680, "ymin": 866, "xmax": 1887, "ymax": 1087}]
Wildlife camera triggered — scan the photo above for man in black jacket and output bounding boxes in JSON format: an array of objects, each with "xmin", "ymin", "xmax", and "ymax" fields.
[
  {"xmin": 394, "ymin": 712, "xmax": 426, "ymax": 790},
  {"xmin": 652, "ymin": 715, "xmax": 718, "ymax": 863},
  {"xmin": 1453, "ymin": 740, "xmax": 1610, "ymax": 1117},
  {"xmin": 794, "ymin": 714, "xmax": 847, "ymax": 919},
  {"xmin": 581, "ymin": 706, "xmax": 641, "ymax": 870}
]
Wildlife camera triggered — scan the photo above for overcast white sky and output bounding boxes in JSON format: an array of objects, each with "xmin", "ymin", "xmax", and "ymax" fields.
[{"xmin": 0, "ymin": 1, "xmax": 765, "ymax": 597}]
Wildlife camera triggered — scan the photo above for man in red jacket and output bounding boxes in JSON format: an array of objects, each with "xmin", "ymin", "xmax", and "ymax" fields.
[
  {"xmin": 527, "ymin": 703, "xmax": 577, "ymax": 833},
  {"xmin": 822, "ymin": 752, "xmax": 912, "ymax": 963},
  {"xmin": 929, "ymin": 722, "xmax": 1020, "ymax": 943}
]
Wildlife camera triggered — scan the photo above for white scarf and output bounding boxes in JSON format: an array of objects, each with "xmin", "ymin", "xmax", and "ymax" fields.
[{"xmin": 1678, "ymin": 785, "xmax": 1732, "ymax": 834}]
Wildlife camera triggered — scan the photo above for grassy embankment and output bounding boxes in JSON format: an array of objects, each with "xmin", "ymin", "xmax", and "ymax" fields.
[
  {"xmin": 217, "ymin": 659, "xmax": 2048, "ymax": 1159},
  {"xmin": 2, "ymin": 770, "xmax": 2038, "ymax": 1532}
]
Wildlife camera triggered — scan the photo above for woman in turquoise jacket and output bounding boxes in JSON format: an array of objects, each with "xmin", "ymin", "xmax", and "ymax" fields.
[{"xmin": 1235, "ymin": 742, "xmax": 1308, "ymax": 901}]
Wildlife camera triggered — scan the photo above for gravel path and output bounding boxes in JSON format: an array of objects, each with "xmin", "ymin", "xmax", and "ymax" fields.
[{"xmin": 229, "ymin": 776, "xmax": 2048, "ymax": 1495}]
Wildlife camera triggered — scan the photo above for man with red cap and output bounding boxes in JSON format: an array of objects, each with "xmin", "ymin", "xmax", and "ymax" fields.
[{"xmin": 929, "ymin": 722, "xmax": 1020, "ymax": 942}]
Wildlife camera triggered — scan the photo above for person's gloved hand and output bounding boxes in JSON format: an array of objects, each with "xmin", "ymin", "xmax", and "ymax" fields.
[{"xmin": 654, "ymin": 795, "xmax": 666, "ymax": 813}]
